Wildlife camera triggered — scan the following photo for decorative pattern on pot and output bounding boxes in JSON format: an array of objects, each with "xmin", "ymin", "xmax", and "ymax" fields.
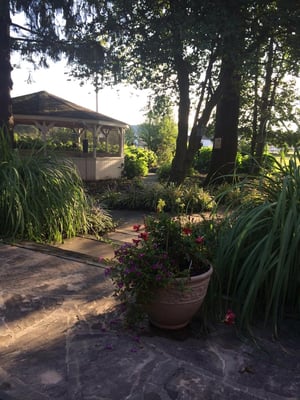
[{"xmin": 144, "ymin": 264, "xmax": 213, "ymax": 330}]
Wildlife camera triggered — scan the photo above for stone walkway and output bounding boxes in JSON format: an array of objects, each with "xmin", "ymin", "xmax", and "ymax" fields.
[{"xmin": 0, "ymin": 210, "xmax": 300, "ymax": 399}]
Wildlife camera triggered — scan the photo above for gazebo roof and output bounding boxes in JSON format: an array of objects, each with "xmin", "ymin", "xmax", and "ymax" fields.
[{"xmin": 12, "ymin": 90, "xmax": 128, "ymax": 129}]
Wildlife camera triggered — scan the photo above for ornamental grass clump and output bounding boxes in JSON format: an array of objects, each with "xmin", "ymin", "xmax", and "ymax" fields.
[
  {"xmin": 214, "ymin": 152, "xmax": 300, "ymax": 335},
  {"xmin": 106, "ymin": 200, "xmax": 213, "ymax": 319},
  {"xmin": 0, "ymin": 129, "xmax": 112, "ymax": 242}
]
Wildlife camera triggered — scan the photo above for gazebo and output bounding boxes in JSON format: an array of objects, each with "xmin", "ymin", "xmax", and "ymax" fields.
[{"xmin": 12, "ymin": 91, "xmax": 129, "ymax": 180}]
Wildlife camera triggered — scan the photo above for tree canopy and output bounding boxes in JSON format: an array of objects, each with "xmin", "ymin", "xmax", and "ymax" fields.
[{"xmin": 1, "ymin": 0, "xmax": 299, "ymax": 182}]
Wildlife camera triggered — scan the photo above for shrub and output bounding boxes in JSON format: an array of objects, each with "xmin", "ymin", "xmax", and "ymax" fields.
[
  {"xmin": 235, "ymin": 152, "xmax": 276, "ymax": 174},
  {"xmin": 235, "ymin": 152, "xmax": 251, "ymax": 173},
  {"xmin": 123, "ymin": 153, "xmax": 148, "ymax": 178},
  {"xmin": 212, "ymin": 182, "xmax": 243, "ymax": 207},
  {"xmin": 84, "ymin": 198, "xmax": 116, "ymax": 238},
  {"xmin": 16, "ymin": 135, "xmax": 44, "ymax": 149},
  {"xmin": 180, "ymin": 184, "xmax": 215, "ymax": 213},
  {"xmin": 193, "ymin": 148, "xmax": 276, "ymax": 176},
  {"xmin": 193, "ymin": 147, "xmax": 212, "ymax": 174},
  {"xmin": 99, "ymin": 179, "xmax": 215, "ymax": 214},
  {"xmin": 122, "ymin": 146, "xmax": 157, "ymax": 178},
  {"xmin": 156, "ymin": 163, "xmax": 172, "ymax": 182}
]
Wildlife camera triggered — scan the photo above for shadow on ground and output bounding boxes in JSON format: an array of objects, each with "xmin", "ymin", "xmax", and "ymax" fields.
[{"xmin": 0, "ymin": 229, "xmax": 300, "ymax": 399}]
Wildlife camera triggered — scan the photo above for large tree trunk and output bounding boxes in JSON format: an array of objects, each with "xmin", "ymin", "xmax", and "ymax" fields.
[
  {"xmin": 170, "ymin": 48, "xmax": 222, "ymax": 185},
  {"xmin": 253, "ymin": 37, "xmax": 274, "ymax": 171},
  {"xmin": 204, "ymin": 3, "xmax": 244, "ymax": 185},
  {"xmin": 0, "ymin": 0, "xmax": 14, "ymax": 145},
  {"xmin": 185, "ymin": 83, "xmax": 223, "ymax": 174},
  {"xmin": 204, "ymin": 60, "xmax": 241, "ymax": 184},
  {"xmin": 169, "ymin": 56, "xmax": 190, "ymax": 185}
]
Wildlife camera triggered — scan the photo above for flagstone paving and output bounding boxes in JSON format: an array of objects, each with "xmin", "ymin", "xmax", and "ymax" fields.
[{"xmin": 0, "ymin": 210, "xmax": 299, "ymax": 399}]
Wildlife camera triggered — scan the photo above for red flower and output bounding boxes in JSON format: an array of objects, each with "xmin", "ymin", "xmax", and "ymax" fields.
[
  {"xmin": 139, "ymin": 231, "xmax": 149, "ymax": 241},
  {"xmin": 132, "ymin": 238, "xmax": 141, "ymax": 246},
  {"xmin": 182, "ymin": 227, "xmax": 193, "ymax": 235},
  {"xmin": 133, "ymin": 224, "xmax": 142, "ymax": 232},
  {"xmin": 224, "ymin": 309, "xmax": 236, "ymax": 325},
  {"xmin": 195, "ymin": 236, "xmax": 205, "ymax": 244}
]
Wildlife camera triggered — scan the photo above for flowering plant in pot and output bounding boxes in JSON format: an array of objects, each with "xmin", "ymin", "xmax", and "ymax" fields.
[{"xmin": 106, "ymin": 200, "xmax": 214, "ymax": 329}]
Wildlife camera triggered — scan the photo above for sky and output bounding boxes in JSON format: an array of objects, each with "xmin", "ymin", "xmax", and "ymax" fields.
[
  {"xmin": 10, "ymin": 57, "xmax": 150, "ymax": 126},
  {"xmin": 10, "ymin": 56, "xmax": 300, "ymax": 133}
]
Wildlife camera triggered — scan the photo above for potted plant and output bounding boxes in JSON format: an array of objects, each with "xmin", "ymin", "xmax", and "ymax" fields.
[{"xmin": 105, "ymin": 200, "xmax": 214, "ymax": 329}]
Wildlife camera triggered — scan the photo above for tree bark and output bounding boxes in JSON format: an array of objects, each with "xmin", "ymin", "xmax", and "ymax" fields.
[
  {"xmin": 250, "ymin": 48, "xmax": 260, "ymax": 159},
  {"xmin": 170, "ymin": 47, "xmax": 222, "ymax": 185},
  {"xmin": 253, "ymin": 37, "xmax": 274, "ymax": 170},
  {"xmin": 204, "ymin": 4, "xmax": 244, "ymax": 185},
  {"xmin": 204, "ymin": 60, "xmax": 241, "ymax": 184},
  {"xmin": 0, "ymin": 0, "xmax": 13, "ymax": 145},
  {"xmin": 185, "ymin": 83, "xmax": 223, "ymax": 172},
  {"xmin": 169, "ymin": 55, "xmax": 190, "ymax": 184}
]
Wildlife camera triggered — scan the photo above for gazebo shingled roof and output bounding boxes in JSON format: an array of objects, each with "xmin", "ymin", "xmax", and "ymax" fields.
[{"xmin": 12, "ymin": 90, "xmax": 128, "ymax": 129}]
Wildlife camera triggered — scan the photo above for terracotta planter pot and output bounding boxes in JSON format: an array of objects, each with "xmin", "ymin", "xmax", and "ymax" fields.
[{"xmin": 144, "ymin": 264, "xmax": 213, "ymax": 330}]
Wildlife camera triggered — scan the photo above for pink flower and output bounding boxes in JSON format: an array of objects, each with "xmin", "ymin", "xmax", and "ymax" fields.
[
  {"xmin": 133, "ymin": 224, "xmax": 142, "ymax": 232},
  {"xmin": 182, "ymin": 227, "xmax": 193, "ymax": 235},
  {"xmin": 195, "ymin": 236, "xmax": 205, "ymax": 245},
  {"xmin": 224, "ymin": 309, "xmax": 236, "ymax": 325},
  {"xmin": 139, "ymin": 231, "xmax": 149, "ymax": 241}
]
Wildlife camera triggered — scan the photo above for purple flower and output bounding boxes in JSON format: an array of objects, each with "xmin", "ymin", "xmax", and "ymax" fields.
[{"xmin": 130, "ymin": 347, "xmax": 138, "ymax": 353}]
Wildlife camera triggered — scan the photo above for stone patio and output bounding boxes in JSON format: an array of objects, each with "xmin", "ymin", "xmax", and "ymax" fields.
[{"xmin": 0, "ymin": 210, "xmax": 299, "ymax": 400}]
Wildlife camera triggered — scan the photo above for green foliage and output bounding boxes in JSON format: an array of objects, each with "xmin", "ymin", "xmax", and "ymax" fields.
[
  {"xmin": 15, "ymin": 128, "xmax": 121, "ymax": 155},
  {"xmin": 138, "ymin": 123, "xmax": 160, "ymax": 151},
  {"xmin": 193, "ymin": 148, "xmax": 212, "ymax": 174},
  {"xmin": 15, "ymin": 135, "xmax": 44, "ymax": 149},
  {"xmin": 0, "ymin": 130, "xmax": 113, "ymax": 242},
  {"xmin": 16, "ymin": 134, "xmax": 83, "ymax": 152},
  {"xmin": 212, "ymin": 152, "xmax": 300, "ymax": 334},
  {"xmin": 138, "ymin": 95, "xmax": 178, "ymax": 165},
  {"xmin": 192, "ymin": 148, "xmax": 276, "ymax": 176},
  {"xmin": 84, "ymin": 198, "xmax": 116, "ymax": 238},
  {"xmin": 124, "ymin": 127, "xmax": 136, "ymax": 146},
  {"xmin": 123, "ymin": 145, "xmax": 157, "ymax": 178},
  {"xmin": 235, "ymin": 152, "xmax": 277, "ymax": 174},
  {"xmin": 99, "ymin": 179, "xmax": 215, "ymax": 214},
  {"xmin": 212, "ymin": 182, "xmax": 243, "ymax": 208},
  {"xmin": 178, "ymin": 184, "xmax": 215, "ymax": 214},
  {"xmin": 156, "ymin": 118, "xmax": 177, "ymax": 165},
  {"xmin": 156, "ymin": 163, "xmax": 172, "ymax": 182},
  {"xmin": 123, "ymin": 154, "xmax": 148, "ymax": 179}
]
